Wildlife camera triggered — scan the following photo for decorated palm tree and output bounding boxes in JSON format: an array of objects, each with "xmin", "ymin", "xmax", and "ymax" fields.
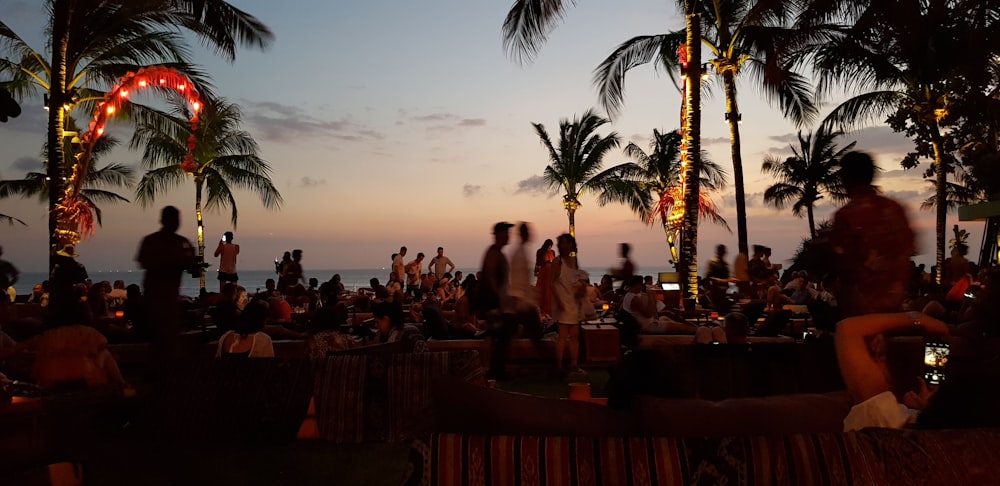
[
  {"xmin": 761, "ymin": 127, "xmax": 855, "ymax": 238},
  {"xmin": 533, "ymin": 109, "xmax": 630, "ymax": 237},
  {"xmin": 799, "ymin": 0, "xmax": 999, "ymax": 282},
  {"xmin": 2, "ymin": 0, "xmax": 272, "ymax": 267},
  {"xmin": 0, "ymin": 118, "xmax": 134, "ymax": 227},
  {"xmin": 132, "ymin": 97, "xmax": 281, "ymax": 290},
  {"xmin": 606, "ymin": 129, "xmax": 729, "ymax": 267},
  {"xmin": 592, "ymin": 0, "xmax": 817, "ymax": 258}
]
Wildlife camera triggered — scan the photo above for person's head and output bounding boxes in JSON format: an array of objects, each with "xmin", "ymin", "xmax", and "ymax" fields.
[
  {"xmin": 282, "ymin": 251, "xmax": 291, "ymax": 262},
  {"xmin": 235, "ymin": 286, "xmax": 248, "ymax": 309},
  {"xmin": 416, "ymin": 252, "xmax": 425, "ymax": 262},
  {"xmin": 292, "ymin": 249, "xmax": 303, "ymax": 262},
  {"xmin": 126, "ymin": 284, "xmax": 141, "ymax": 300},
  {"xmin": 237, "ymin": 300, "xmax": 268, "ymax": 335},
  {"xmin": 437, "ymin": 247, "xmax": 444, "ymax": 256},
  {"xmin": 332, "ymin": 274, "xmax": 342, "ymax": 283},
  {"xmin": 643, "ymin": 275, "xmax": 654, "ymax": 286},
  {"xmin": 956, "ymin": 243, "xmax": 969, "ymax": 257},
  {"xmin": 518, "ymin": 222, "xmax": 531, "ymax": 243},
  {"xmin": 308, "ymin": 277, "xmax": 319, "ymax": 289},
  {"xmin": 370, "ymin": 277, "xmax": 380, "ymax": 287},
  {"xmin": 620, "ymin": 242, "xmax": 631, "ymax": 258},
  {"xmin": 399, "ymin": 246, "xmax": 407, "ymax": 256},
  {"xmin": 388, "ymin": 272, "xmax": 399, "ymax": 283},
  {"xmin": 541, "ymin": 239, "xmax": 553, "ymax": 251},
  {"xmin": 372, "ymin": 301, "xmax": 399, "ymax": 334},
  {"xmin": 716, "ymin": 244, "xmax": 727, "ymax": 259},
  {"xmin": 454, "ymin": 271, "xmax": 463, "ymax": 282},
  {"xmin": 839, "ymin": 151, "xmax": 876, "ymax": 193},
  {"xmin": 752, "ymin": 245, "xmax": 765, "ymax": 258},
  {"xmin": 31, "ymin": 284, "xmax": 43, "ymax": 296},
  {"xmin": 493, "ymin": 222, "xmax": 513, "ymax": 247},
  {"xmin": 220, "ymin": 282, "xmax": 238, "ymax": 303},
  {"xmin": 224, "ymin": 231, "xmax": 234, "ymax": 243},
  {"xmin": 555, "ymin": 233, "xmax": 576, "ymax": 256},
  {"xmin": 624, "ymin": 275, "xmax": 645, "ymax": 293},
  {"xmin": 764, "ymin": 247, "xmax": 772, "ymax": 257},
  {"xmin": 160, "ymin": 206, "xmax": 180, "ymax": 232},
  {"xmin": 265, "ymin": 278, "xmax": 276, "ymax": 291}
]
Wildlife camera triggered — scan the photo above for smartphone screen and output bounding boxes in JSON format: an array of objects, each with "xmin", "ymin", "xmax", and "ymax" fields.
[{"xmin": 924, "ymin": 342, "xmax": 950, "ymax": 385}]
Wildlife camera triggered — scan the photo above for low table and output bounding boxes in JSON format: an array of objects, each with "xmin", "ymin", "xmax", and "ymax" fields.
[{"xmin": 580, "ymin": 322, "xmax": 620, "ymax": 363}]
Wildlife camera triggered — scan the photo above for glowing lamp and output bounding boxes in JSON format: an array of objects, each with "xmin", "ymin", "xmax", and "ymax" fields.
[
  {"xmin": 96, "ymin": 127, "xmax": 104, "ymax": 136},
  {"xmin": 192, "ymin": 101, "xmax": 201, "ymax": 111},
  {"xmin": 119, "ymin": 90, "xmax": 128, "ymax": 98},
  {"xmin": 115, "ymin": 310, "xmax": 124, "ymax": 319},
  {"xmin": 159, "ymin": 78, "xmax": 166, "ymax": 84},
  {"xmin": 178, "ymin": 84, "xmax": 186, "ymax": 91},
  {"xmin": 106, "ymin": 106, "xmax": 115, "ymax": 115},
  {"xmin": 137, "ymin": 80, "xmax": 147, "ymax": 87}
]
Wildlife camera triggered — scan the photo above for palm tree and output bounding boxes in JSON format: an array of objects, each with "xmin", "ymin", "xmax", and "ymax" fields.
[
  {"xmin": 533, "ymin": 109, "xmax": 630, "ymax": 237},
  {"xmin": 2, "ymin": 0, "xmax": 272, "ymax": 266},
  {"xmin": 132, "ymin": 97, "xmax": 282, "ymax": 290},
  {"xmin": 0, "ymin": 214, "xmax": 25, "ymax": 226},
  {"xmin": 761, "ymin": 127, "xmax": 855, "ymax": 239},
  {"xmin": 606, "ymin": 129, "xmax": 730, "ymax": 265},
  {"xmin": 799, "ymin": 0, "xmax": 999, "ymax": 282},
  {"xmin": 0, "ymin": 119, "xmax": 135, "ymax": 227},
  {"xmin": 592, "ymin": 0, "xmax": 817, "ymax": 258},
  {"xmin": 503, "ymin": 0, "xmax": 709, "ymax": 297}
]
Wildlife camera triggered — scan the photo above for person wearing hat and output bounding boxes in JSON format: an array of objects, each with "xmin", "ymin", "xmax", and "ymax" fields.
[{"xmin": 479, "ymin": 222, "xmax": 516, "ymax": 380}]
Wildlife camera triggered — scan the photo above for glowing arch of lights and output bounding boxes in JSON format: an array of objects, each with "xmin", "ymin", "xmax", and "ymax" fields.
[{"xmin": 56, "ymin": 66, "xmax": 202, "ymax": 244}]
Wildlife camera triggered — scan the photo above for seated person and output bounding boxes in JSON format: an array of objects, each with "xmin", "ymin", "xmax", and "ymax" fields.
[
  {"xmin": 30, "ymin": 323, "xmax": 125, "ymax": 390},
  {"xmin": 209, "ymin": 283, "xmax": 245, "ymax": 333},
  {"xmin": 838, "ymin": 312, "xmax": 957, "ymax": 431},
  {"xmin": 216, "ymin": 300, "xmax": 275, "ymax": 358},
  {"xmin": 695, "ymin": 325, "xmax": 727, "ymax": 344},
  {"xmin": 621, "ymin": 276, "xmax": 695, "ymax": 334},
  {"xmin": 723, "ymin": 312, "xmax": 749, "ymax": 344},
  {"xmin": 266, "ymin": 293, "xmax": 293, "ymax": 323}
]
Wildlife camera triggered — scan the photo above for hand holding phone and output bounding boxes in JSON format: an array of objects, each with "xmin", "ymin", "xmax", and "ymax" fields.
[{"xmin": 924, "ymin": 342, "xmax": 950, "ymax": 385}]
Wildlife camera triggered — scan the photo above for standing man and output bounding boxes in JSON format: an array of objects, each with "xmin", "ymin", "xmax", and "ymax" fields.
[
  {"xmin": 509, "ymin": 223, "xmax": 543, "ymax": 339},
  {"xmin": 428, "ymin": 247, "xmax": 455, "ymax": 280},
  {"xmin": 214, "ymin": 231, "xmax": 240, "ymax": 292},
  {"xmin": 393, "ymin": 247, "xmax": 407, "ymax": 285},
  {"xmin": 405, "ymin": 252, "xmax": 425, "ymax": 299},
  {"xmin": 479, "ymin": 222, "xmax": 515, "ymax": 380},
  {"xmin": 829, "ymin": 151, "xmax": 915, "ymax": 317},
  {"xmin": 0, "ymin": 246, "xmax": 18, "ymax": 304},
  {"xmin": 608, "ymin": 242, "xmax": 636, "ymax": 283},
  {"xmin": 136, "ymin": 206, "xmax": 202, "ymax": 365}
]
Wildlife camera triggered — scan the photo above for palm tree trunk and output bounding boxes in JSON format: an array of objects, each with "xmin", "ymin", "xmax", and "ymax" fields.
[
  {"xmin": 47, "ymin": 0, "xmax": 72, "ymax": 269},
  {"xmin": 931, "ymin": 130, "xmax": 947, "ymax": 284},
  {"xmin": 567, "ymin": 208, "xmax": 576, "ymax": 238},
  {"xmin": 722, "ymin": 70, "xmax": 747, "ymax": 257},
  {"xmin": 680, "ymin": 6, "xmax": 702, "ymax": 299},
  {"xmin": 807, "ymin": 205, "xmax": 816, "ymax": 240},
  {"xmin": 195, "ymin": 179, "xmax": 206, "ymax": 291},
  {"xmin": 662, "ymin": 222, "xmax": 679, "ymax": 271}
]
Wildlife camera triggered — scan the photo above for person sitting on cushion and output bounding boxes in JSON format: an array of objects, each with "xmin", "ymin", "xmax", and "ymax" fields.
[
  {"xmin": 834, "ymin": 312, "xmax": 950, "ymax": 432},
  {"xmin": 621, "ymin": 275, "xmax": 695, "ymax": 334},
  {"xmin": 216, "ymin": 300, "xmax": 275, "ymax": 358},
  {"xmin": 29, "ymin": 322, "xmax": 124, "ymax": 390}
]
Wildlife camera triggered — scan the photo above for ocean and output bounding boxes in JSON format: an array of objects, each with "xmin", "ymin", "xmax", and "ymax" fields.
[{"xmin": 11, "ymin": 265, "xmax": 676, "ymax": 298}]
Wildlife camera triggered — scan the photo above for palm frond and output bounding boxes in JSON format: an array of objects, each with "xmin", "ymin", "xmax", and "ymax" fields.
[
  {"xmin": 819, "ymin": 90, "xmax": 906, "ymax": 133},
  {"xmin": 592, "ymin": 32, "xmax": 685, "ymax": 118},
  {"xmin": 134, "ymin": 165, "xmax": 186, "ymax": 207},
  {"xmin": 502, "ymin": 0, "xmax": 576, "ymax": 65},
  {"xmin": 0, "ymin": 213, "xmax": 26, "ymax": 226}
]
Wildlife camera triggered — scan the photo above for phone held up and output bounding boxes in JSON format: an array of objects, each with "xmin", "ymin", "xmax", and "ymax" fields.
[{"xmin": 924, "ymin": 342, "xmax": 950, "ymax": 385}]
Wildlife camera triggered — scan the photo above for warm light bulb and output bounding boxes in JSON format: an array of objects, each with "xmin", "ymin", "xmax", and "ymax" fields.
[
  {"xmin": 119, "ymin": 90, "xmax": 128, "ymax": 98},
  {"xmin": 96, "ymin": 127, "xmax": 104, "ymax": 136},
  {"xmin": 106, "ymin": 106, "xmax": 115, "ymax": 115},
  {"xmin": 192, "ymin": 101, "xmax": 201, "ymax": 111},
  {"xmin": 138, "ymin": 80, "xmax": 147, "ymax": 87},
  {"xmin": 159, "ymin": 78, "xmax": 167, "ymax": 85},
  {"xmin": 178, "ymin": 84, "xmax": 186, "ymax": 91}
]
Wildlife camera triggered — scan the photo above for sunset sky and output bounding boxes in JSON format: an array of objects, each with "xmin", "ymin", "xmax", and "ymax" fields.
[{"xmin": 0, "ymin": 0, "xmax": 980, "ymax": 273}]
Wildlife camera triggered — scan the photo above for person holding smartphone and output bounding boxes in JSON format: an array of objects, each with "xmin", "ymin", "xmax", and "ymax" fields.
[
  {"xmin": 836, "ymin": 311, "xmax": 951, "ymax": 431},
  {"xmin": 214, "ymin": 231, "xmax": 240, "ymax": 292}
]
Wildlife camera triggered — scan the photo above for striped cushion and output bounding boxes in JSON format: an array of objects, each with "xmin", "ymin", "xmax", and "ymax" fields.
[
  {"xmin": 405, "ymin": 429, "xmax": 1000, "ymax": 485},
  {"xmin": 314, "ymin": 351, "xmax": 484, "ymax": 443}
]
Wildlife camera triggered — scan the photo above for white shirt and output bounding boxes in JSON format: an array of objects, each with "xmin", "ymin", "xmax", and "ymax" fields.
[
  {"xmin": 843, "ymin": 391, "xmax": 919, "ymax": 432},
  {"xmin": 429, "ymin": 255, "xmax": 454, "ymax": 279},
  {"xmin": 392, "ymin": 254, "xmax": 405, "ymax": 283},
  {"xmin": 508, "ymin": 244, "xmax": 536, "ymax": 306},
  {"xmin": 622, "ymin": 291, "xmax": 654, "ymax": 329}
]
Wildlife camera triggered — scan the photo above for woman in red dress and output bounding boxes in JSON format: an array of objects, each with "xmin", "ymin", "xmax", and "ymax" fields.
[{"xmin": 535, "ymin": 239, "xmax": 556, "ymax": 318}]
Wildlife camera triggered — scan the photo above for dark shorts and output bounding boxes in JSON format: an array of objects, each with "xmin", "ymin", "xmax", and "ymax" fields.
[{"xmin": 218, "ymin": 271, "xmax": 239, "ymax": 282}]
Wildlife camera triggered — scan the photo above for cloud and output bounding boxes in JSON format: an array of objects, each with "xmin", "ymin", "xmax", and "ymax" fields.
[
  {"xmin": 241, "ymin": 100, "xmax": 384, "ymax": 144},
  {"xmin": 847, "ymin": 126, "xmax": 914, "ymax": 156},
  {"xmin": 399, "ymin": 112, "xmax": 487, "ymax": 132},
  {"xmin": 768, "ymin": 133, "xmax": 799, "ymax": 144},
  {"xmin": 514, "ymin": 175, "xmax": 554, "ymax": 197},
  {"xmin": 9, "ymin": 156, "xmax": 41, "ymax": 172},
  {"xmin": 462, "ymin": 184, "xmax": 483, "ymax": 197},
  {"xmin": 703, "ymin": 137, "xmax": 730, "ymax": 145},
  {"xmin": 297, "ymin": 176, "xmax": 327, "ymax": 188}
]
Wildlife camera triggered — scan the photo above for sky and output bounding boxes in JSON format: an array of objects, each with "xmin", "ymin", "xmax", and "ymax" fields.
[{"xmin": 0, "ymin": 0, "xmax": 984, "ymax": 273}]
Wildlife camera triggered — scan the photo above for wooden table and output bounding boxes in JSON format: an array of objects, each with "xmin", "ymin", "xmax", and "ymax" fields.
[{"xmin": 580, "ymin": 321, "xmax": 621, "ymax": 363}]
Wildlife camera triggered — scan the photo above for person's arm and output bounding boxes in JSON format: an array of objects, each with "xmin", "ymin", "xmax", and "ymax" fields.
[
  {"xmin": 214, "ymin": 241, "xmax": 224, "ymax": 258},
  {"xmin": 446, "ymin": 258, "xmax": 455, "ymax": 274},
  {"xmin": 835, "ymin": 312, "xmax": 950, "ymax": 403}
]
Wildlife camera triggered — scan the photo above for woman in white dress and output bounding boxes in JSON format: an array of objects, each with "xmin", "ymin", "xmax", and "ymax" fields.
[{"xmin": 550, "ymin": 234, "xmax": 587, "ymax": 375}]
